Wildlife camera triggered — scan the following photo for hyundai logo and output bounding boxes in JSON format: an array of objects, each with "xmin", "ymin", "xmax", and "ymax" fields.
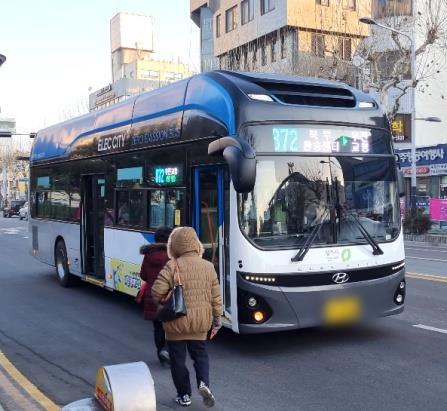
[{"xmin": 332, "ymin": 272, "xmax": 350, "ymax": 284}]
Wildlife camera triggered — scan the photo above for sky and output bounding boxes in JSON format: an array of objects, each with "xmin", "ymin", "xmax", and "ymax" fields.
[{"xmin": 0, "ymin": 0, "xmax": 200, "ymax": 134}]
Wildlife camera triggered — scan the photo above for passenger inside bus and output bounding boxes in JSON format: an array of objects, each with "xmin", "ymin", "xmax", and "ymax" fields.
[{"xmin": 118, "ymin": 200, "xmax": 129, "ymax": 225}]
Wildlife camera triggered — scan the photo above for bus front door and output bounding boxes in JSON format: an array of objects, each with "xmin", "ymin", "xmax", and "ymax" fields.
[
  {"xmin": 193, "ymin": 166, "xmax": 231, "ymax": 319},
  {"xmin": 81, "ymin": 175, "xmax": 105, "ymax": 279}
]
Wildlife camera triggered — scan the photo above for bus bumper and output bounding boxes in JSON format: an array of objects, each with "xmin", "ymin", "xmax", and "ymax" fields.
[{"xmin": 237, "ymin": 269, "xmax": 405, "ymax": 334}]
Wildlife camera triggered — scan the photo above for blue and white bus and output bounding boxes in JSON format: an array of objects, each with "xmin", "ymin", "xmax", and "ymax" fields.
[{"xmin": 30, "ymin": 71, "xmax": 405, "ymax": 333}]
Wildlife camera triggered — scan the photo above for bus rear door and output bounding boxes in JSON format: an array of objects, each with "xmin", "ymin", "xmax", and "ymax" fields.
[{"xmin": 81, "ymin": 174, "xmax": 105, "ymax": 280}]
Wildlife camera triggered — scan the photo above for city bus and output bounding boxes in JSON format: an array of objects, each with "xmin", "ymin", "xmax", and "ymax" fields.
[{"xmin": 29, "ymin": 70, "xmax": 406, "ymax": 333}]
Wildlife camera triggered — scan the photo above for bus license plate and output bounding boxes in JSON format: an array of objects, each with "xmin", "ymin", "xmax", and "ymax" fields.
[{"xmin": 323, "ymin": 296, "xmax": 361, "ymax": 325}]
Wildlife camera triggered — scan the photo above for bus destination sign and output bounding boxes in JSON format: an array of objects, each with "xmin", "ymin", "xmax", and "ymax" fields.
[
  {"xmin": 272, "ymin": 127, "xmax": 371, "ymax": 154},
  {"xmin": 149, "ymin": 165, "xmax": 183, "ymax": 186}
]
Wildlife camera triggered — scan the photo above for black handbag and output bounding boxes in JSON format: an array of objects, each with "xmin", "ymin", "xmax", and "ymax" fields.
[{"xmin": 156, "ymin": 262, "xmax": 187, "ymax": 322}]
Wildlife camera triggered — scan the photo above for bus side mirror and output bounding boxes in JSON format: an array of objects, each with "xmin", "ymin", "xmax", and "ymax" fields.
[
  {"xmin": 397, "ymin": 169, "xmax": 405, "ymax": 197},
  {"xmin": 208, "ymin": 136, "xmax": 256, "ymax": 193}
]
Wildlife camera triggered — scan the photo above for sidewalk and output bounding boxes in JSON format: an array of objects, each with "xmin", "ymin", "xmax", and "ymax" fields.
[
  {"xmin": 404, "ymin": 233, "xmax": 447, "ymax": 244},
  {"xmin": 0, "ymin": 351, "xmax": 58, "ymax": 411}
]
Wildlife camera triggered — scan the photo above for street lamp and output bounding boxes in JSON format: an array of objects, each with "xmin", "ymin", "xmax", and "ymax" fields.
[
  {"xmin": 415, "ymin": 117, "xmax": 441, "ymax": 122},
  {"xmin": 360, "ymin": 16, "xmax": 419, "ymax": 208}
]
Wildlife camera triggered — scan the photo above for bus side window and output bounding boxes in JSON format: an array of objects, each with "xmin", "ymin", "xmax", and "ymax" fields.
[
  {"xmin": 36, "ymin": 191, "xmax": 51, "ymax": 218},
  {"xmin": 149, "ymin": 189, "xmax": 184, "ymax": 229},
  {"xmin": 115, "ymin": 189, "xmax": 144, "ymax": 227}
]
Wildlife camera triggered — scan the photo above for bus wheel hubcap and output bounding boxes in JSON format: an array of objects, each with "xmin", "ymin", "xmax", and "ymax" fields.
[{"xmin": 57, "ymin": 252, "xmax": 65, "ymax": 279}]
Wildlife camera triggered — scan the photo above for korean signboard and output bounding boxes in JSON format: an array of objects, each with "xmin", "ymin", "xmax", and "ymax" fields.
[
  {"xmin": 396, "ymin": 144, "xmax": 447, "ymax": 177},
  {"xmin": 391, "ymin": 114, "xmax": 411, "ymax": 143}
]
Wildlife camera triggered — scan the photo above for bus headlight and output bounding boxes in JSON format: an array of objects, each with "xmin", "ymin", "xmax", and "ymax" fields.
[
  {"xmin": 248, "ymin": 297, "xmax": 258, "ymax": 308},
  {"xmin": 394, "ymin": 280, "xmax": 406, "ymax": 305},
  {"xmin": 238, "ymin": 290, "xmax": 272, "ymax": 325}
]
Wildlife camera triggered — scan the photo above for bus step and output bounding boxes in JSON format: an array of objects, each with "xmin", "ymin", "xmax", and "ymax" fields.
[
  {"xmin": 84, "ymin": 275, "xmax": 105, "ymax": 287},
  {"xmin": 221, "ymin": 316, "xmax": 232, "ymax": 327}
]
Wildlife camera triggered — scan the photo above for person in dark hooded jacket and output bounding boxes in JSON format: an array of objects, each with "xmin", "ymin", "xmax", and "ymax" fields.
[{"xmin": 140, "ymin": 226, "xmax": 172, "ymax": 365}]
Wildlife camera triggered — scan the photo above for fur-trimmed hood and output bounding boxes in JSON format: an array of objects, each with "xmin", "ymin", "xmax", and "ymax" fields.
[
  {"xmin": 140, "ymin": 243, "xmax": 168, "ymax": 255},
  {"xmin": 167, "ymin": 227, "xmax": 204, "ymax": 259}
]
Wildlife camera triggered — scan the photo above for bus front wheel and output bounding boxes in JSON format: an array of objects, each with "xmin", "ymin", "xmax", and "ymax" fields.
[{"xmin": 55, "ymin": 240, "xmax": 76, "ymax": 287}]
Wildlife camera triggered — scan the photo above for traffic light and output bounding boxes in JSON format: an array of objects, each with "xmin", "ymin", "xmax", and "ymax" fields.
[{"xmin": 0, "ymin": 131, "xmax": 12, "ymax": 138}]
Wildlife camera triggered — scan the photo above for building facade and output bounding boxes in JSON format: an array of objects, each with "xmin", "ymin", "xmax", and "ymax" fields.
[
  {"xmin": 89, "ymin": 12, "xmax": 196, "ymax": 111},
  {"xmin": 0, "ymin": 117, "xmax": 30, "ymax": 207},
  {"xmin": 191, "ymin": 0, "xmax": 371, "ymax": 86},
  {"xmin": 363, "ymin": 0, "xmax": 447, "ymax": 150},
  {"xmin": 362, "ymin": 0, "xmax": 447, "ymax": 218},
  {"xmin": 89, "ymin": 59, "xmax": 195, "ymax": 111}
]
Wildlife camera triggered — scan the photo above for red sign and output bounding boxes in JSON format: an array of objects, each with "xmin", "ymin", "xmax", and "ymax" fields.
[
  {"xmin": 403, "ymin": 166, "xmax": 430, "ymax": 176},
  {"xmin": 430, "ymin": 199, "xmax": 447, "ymax": 221}
]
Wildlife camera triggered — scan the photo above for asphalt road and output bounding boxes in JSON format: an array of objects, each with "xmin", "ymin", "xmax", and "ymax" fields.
[
  {"xmin": 405, "ymin": 241, "xmax": 447, "ymax": 276},
  {"xmin": 0, "ymin": 217, "xmax": 446, "ymax": 411}
]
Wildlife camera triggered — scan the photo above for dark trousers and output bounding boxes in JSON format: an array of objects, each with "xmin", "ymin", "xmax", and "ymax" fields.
[
  {"xmin": 153, "ymin": 320, "xmax": 166, "ymax": 355},
  {"xmin": 167, "ymin": 340, "xmax": 210, "ymax": 397}
]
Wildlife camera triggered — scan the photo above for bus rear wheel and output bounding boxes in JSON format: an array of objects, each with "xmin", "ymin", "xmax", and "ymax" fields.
[{"xmin": 55, "ymin": 240, "xmax": 77, "ymax": 287}]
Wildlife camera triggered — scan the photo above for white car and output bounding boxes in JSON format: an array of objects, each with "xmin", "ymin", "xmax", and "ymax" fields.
[{"xmin": 19, "ymin": 202, "xmax": 29, "ymax": 220}]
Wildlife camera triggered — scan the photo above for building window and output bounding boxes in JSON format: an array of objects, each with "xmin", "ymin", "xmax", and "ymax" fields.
[
  {"xmin": 373, "ymin": 0, "xmax": 412, "ymax": 18},
  {"xmin": 271, "ymin": 38, "xmax": 276, "ymax": 62},
  {"xmin": 261, "ymin": 0, "xmax": 275, "ymax": 15},
  {"xmin": 311, "ymin": 33, "xmax": 325, "ymax": 57},
  {"xmin": 317, "ymin": 0, "xmax": 329, "ymax": 5},
  {"xmin": 226, "ymin": 6, "xmax": 237, "ymax": 33},
  {"xmin": 280, "ymin": 34, "xmax": 286, "ymax": 59},
  {"xmin": 343, "ymin": 0, "xmax": 356, "ymax": 10},
  {"xmin": 241, "ymin": 0, "xmax": 254, "ymax": 25},
  {"xmin": 338, "ymin": 37, "xmax": 352, "ymax": 60},
  {"xmin": 216, "ymin": 14, "xmax": 221, "ymax": 38}
]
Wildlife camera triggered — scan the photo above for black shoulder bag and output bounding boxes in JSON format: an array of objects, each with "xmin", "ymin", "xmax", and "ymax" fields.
[{"xmin": 156, "ymin": 261, "xmax": 187, "ymax": 322}]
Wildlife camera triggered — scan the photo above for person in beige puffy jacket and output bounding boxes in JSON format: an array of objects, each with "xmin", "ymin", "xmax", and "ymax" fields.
[{"xmin": 152, "ymin": 226, "xmax": 222, "ymax": 408}]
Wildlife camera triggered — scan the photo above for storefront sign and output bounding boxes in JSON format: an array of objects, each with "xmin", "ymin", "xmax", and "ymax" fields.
[
  {"xmin": 396, "ymin": 144, "xmax": 447, "ymax": 177},
  {"xmin": 402, "ymin": 164, "xmax": 447, "ymax": 177},
  {"xmin": 391, "ymin": 114, "xmax": 411, "ymax": 143},
  {"xmin": 430, "ymin": 199, "xmax": 447, "ymax": 221}
]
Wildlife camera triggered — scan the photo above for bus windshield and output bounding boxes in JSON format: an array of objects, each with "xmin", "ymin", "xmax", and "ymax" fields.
[{"xmin": 238, "ymin": 155, "xmax": 400, "ymax": 249}]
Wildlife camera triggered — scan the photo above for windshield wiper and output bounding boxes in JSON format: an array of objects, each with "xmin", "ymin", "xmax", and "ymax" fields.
[
  {"xmin": 347, "ymin": 213, "xmax": 384, "ymax": 256},
  {"xmin": 291, "ymin": 210, "xmax": 329, "ymax": 262}
]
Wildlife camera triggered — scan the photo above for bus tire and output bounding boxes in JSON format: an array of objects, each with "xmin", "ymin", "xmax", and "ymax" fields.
[{"xmin": 55, "ymin": 240, "xmax": 76, "ymax": 287}]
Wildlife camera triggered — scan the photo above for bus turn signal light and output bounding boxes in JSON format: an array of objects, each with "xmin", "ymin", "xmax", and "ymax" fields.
[{"xmin": 253, "ymin": 311, "xmax": 265, "ymax": 323}]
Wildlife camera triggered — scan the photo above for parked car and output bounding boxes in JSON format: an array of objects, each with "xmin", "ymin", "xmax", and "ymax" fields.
[
  {"xmin": 19, "ymin": 202, "xmax": 29, "ymax": 220},
  {"xmin": 3, "ymin": 200, "xmax": 26, "ymax": 218}
]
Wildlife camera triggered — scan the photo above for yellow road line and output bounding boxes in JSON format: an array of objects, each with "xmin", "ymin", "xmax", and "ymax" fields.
[
  {"xmin": 0, "ymin": 352, "xmax": 59, "ymax": 411},
  {"xmin": 407, "ymin": 272, "xmax": 447, "ymax": 283}
]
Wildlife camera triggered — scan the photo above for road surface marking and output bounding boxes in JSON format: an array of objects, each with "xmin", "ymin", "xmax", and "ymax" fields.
[
  {"xmin": 406, "ymin": 272, "xmax": 447, "ymax": 283},
  {"xmin": 413, "ymin": 324, "xmax": 447, "ymax": 335},
  {"xmin": 406, "ymin": 256, "xmax": 447, "ymax": 262},
  {"xmin": 0, "ymin": 352, "xmax": 59, "ymax": 411}
]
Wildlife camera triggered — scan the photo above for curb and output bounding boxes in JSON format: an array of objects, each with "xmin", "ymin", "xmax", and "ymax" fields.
[{"xmin": 404, "ymin": 234, "xmax": 447, "ymax": 244}]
